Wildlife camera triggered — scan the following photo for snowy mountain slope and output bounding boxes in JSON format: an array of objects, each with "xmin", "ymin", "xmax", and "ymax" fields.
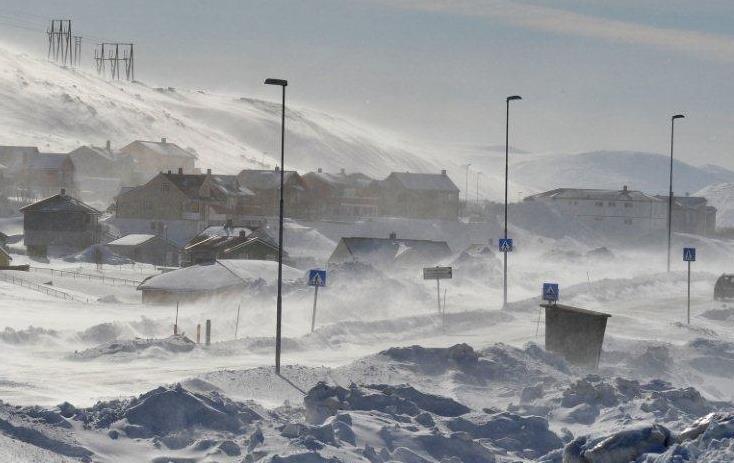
[
  {"xmin": 696, "ymin": 182, "xmax": 734, "ymax": 228},
  {"xmin": 511, "ymin": 150, "xmax": 734, "ymax": 196},
  {"xmin": 0, "ymin": 43, "xmax": 439, "ymax": 178}
]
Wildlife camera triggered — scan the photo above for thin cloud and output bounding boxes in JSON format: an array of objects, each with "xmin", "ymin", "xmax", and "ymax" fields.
[{"xmin": 379, "ymin": 0, "xmax": 734, "ymax": 63}]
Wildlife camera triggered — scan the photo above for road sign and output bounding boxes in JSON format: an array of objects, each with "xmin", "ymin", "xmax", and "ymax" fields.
[
  {"xmin": 423, "ymin": 266, "xmax": 453, "ymax": 280},
  {"xmin": 683, "ymin": 248, "xmax": 696, "ymax": 262},
  {"xmin": 542, "ymin": 283, "xmax": 559, "ymax": 302},
  {"xmin": 308, "ymin": 269, "xmax": 327, "ymax": 287},
  {"xmin": 499, "ymin": 238, "xmax": 513, "ymax": 253}
]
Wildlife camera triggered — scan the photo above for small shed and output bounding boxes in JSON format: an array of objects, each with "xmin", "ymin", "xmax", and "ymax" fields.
[
  {"xmin": 542, "ymin": 303, "xmax": 611, "ymax": 368},
  {"xmin": 106, "ymin": 234, "xmax": 179, "ymax": 266},
  {"xmin": 0, "ymin": 247, "xmax": 11, "ymax": 267}
]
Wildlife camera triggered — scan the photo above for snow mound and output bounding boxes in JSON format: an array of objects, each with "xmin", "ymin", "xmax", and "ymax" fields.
[
  {"xmin": 0, "ymin": 326, "xmax": 59, "ymax": 345},
  {"xmin": 62, "ymin": 244, "xmax": 132, "ymax": 265},
  {"xmin": 69, "ymin": 335, "xmax": 196, "ymax": 360}
]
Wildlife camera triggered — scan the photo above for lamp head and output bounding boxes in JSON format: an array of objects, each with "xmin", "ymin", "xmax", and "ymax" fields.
[
  {"xmin": 507, "ymin": 95, "xmax": 522, "ymax": 102},
  {"xmin": 264, "ymin": 78, "xmax": 288, "ymax": 87},
  {"xmin": 672, "ymin": 114, "xmax": 685, "ymax": 120}
]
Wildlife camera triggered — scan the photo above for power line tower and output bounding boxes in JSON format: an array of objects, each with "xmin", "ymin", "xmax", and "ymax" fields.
[
  {"xmin": 47, "ymin": 19, "xmax": 74, "ymax": 66},
  {"xmin": 94, "ymin": 42, "xmax": 134, "ymax": 81},
  {"xmin": 73, "ymin": 36, "xmax": 82, "ymax": 67}
]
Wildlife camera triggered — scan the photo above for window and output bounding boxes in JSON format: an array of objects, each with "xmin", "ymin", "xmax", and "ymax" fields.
[
  {"xmin": 595, "ymin": 201, "xmax": 603, "ymax": 207},
  {"xmin": 624, "ymin": 202, "xmax": 633, "ymax": 208},
  {"xmin": 161, "ymin": 183, "xmax": 169, "ymax": 193},
  {"xmin": 608, "ymin": 201, "xmax": 616, "ymax": 207},
  {"xmin": 624, "ymin": 218, "xmax": 632, "ymax": 225},
  {"xmin": 191, "ymin": 201, "xmax": 200, "ymax": 212}
]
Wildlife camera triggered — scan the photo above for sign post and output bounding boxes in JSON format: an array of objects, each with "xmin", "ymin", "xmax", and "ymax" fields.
[
  {"xmin": 499, "ymin": 238, "xmax": 513, "ymax": 308},
  {"xmin": 423, "ymin": 266, "xmax": 453, "ymax": 324},
  {"xmin": 308, "ymin": 269, "xmax": 327, "ymax": 332},
  {"xmin": 683, "ymin": 247, "xmax": 696, "ymax": 324},
  {"xmin": 538, "ymin": 283, "xmax": 559, "ymax": 336}
]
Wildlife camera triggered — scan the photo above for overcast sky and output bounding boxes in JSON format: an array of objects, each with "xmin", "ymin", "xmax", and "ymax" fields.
[{"xmin": 0, "ymin": 0, "xmax": 733, "ymax": 167}]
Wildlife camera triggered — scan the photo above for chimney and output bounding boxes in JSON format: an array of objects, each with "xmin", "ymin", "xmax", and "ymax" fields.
[
  {"xmin": 178, "ymin": 167, "xmax": 183, "ymax": 175},
  {"xmin": 622, "ymin": 185, "xmax": 628, "ymax": 192},
  {"xmin": 389, "ymin": 232, "xmax": 397, "ymax": 240},
  {"xmin": 161, "ymin": 137, "xmax": 167, "ymax": 144},
  {"xmin": 239, "ymin": 230, "xmax": 247, "ymax": 238},
  {"xmin": 225, "ymin": 218, "xmax": 233, "ymax": 231},
  {"xmin": 60, "ymin": 188, "xmax": 66, "ymax": 196},
  {"xmin": 441, "ymin": 169, "xmax": 447, "ymax": 176},
  {"xmin": 317, "ymin": 167, "xmax": 322, "ymax": 173},
  {"xmin": 167, "ymin": 170, "xmax": 171, "ymax": 174},
  {"xmin": 340, "ymin": 168, "xmax": 346, "ymax": 175},
  {"xmin": 105, "ymin": 140, "xmax": 111, "ymax": 152},
  {"xmin": 275, "ymin": 166, "xmax": 280, "ymax": 172},
  {"xmin": 206, "ymin": 168, "xmax": 211, "ymax": 175}
]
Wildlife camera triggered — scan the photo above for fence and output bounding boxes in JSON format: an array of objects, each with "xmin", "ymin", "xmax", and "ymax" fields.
[
  {"xmin": 0, "ymin": 271, "xmax": 89, "ymax": 303},
  {"xmin": 29, "ymin": 267, "xmax": 143, "ymax": 287}
]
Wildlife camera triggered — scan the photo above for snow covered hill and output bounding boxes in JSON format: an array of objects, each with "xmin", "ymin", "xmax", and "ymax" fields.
[
  {"xmin": 512, "ymin": 150, "xmax": 734, "ymax": 197},
  {"xmin": 696, "ymin": 182, "xmax": 734, "ymax": 228},
  {"xmin": 0, "ymin": 43, "xmax": 439, "ymax": 179}
]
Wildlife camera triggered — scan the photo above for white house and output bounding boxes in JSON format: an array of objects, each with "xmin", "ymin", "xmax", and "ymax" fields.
[{"xmin": 524, "ymin": 186, "xmax": 667, "ymax": 236}]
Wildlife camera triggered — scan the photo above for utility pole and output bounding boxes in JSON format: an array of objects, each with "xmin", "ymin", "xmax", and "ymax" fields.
[
  {"xmin": 463, "ymin": 163, "xmax": 471, "ymax": 216},
  {"xmin": 265, "ymin": 78, "xmax": 288, "ymax": 375},
  {"xmin": 667, "ymin": 114, "xmax": 685, "ymax": 272}
]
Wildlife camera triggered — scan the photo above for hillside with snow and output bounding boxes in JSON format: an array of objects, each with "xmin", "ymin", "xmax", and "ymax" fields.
[
  {"xmin": 696, "ymin": 182, "xmax": 734, "ymax": 228},
  {"xmin": 0, "ymin": 43, "xmax": 442, "ymax": 179}
]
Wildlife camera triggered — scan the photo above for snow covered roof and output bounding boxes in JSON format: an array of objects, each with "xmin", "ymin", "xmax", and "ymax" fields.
[
  {"xmin": 337, "ymin": 236, "xmax": 452, "ymax": 264},
  {"xmin": 107, "ymin": 234, "xmax": 157, "ymax": 247},
  {"xmin": 19, "ymin": 192, "xmax": 100, "ymax": 214},
  {"xmin": 386, "ymin": 172, "xmax": 459, "ymax": 192},
  {"xmin": 163, "ymin": 172, "xmax": 207, "ymax": 199},
  {"xmin": 526, "ymin": 187, "xmax": 660, "ymax": 202},
  {"xmin": 69, "ymin": 145, "xmax": 116, "ymax": 161},
  {"xmin": 128, "ymin": 140, "xmax": 197, "ymax": 159},
  {"xmin": 303, "ymin": 170, "xmax": 375, "ymax": 189},
  {"xmin": 138, "ymin": 259, "xmax": 301, "ymax": 292},
  {"xmin": 210, "ymin": 174, "xmax": 254, "ymax": 197}
]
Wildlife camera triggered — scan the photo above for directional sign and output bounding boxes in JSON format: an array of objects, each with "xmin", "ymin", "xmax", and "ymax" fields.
[
  {"xmin": 308, "ymin": 269, "xmax": 327, "ymax": 287},
  {"xmin": 423, "ymin": 266, "xmax": 452, "ymax": 280},
  {"xmin": 683, "ymin": 248, "xmax": 696, "ymax": 262},
  {"xmin": 542, "ymin": 283, "xmax": 559, "ymax": 302},
  {"xmin": 499, "ymin": 238, "xmax": 513, "ymax": 253}
]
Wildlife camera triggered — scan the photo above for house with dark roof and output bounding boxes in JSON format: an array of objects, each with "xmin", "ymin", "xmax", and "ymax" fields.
[
  {"xmin": 372, "ymin": 170, "xmax": 460, "ymax": 220},
  {"xmin": 328, "ymin": 232, "xmax": 452, "ymax": 269},
  {"xmin": 181, "ymin": 225, "xmax": 280, "ymax": 266},
  {"xmin": 115, "ymin": 168, "xmax": 253, "ymax": 224},
  {"xmin": 0, "ymin": 146, "xmax": 38, "ymax": 171},
  {"xmin": 67, "ymin": 143, "xmax": 138, "ymax": 206},
  {"xmin": 118, "ymin": 138, "xmax": 197, "ymax": 179},
  {"xmin": 302, "ymin": 168, "xmax": 378, "ymax": 219},
  {"xmin": 237, "ymin": 167, "xmax": 307, "ymax": 217},
  {"xmin": 20, "ymin": 152, "xmax": 77, "ymax": 199},
  {"xmin": 20, "ymin": 189, "xmax": 101, "ymax": 257},
  {"xmin": 524, "ymin": 186, "xmax": 668, "ymax": 235},
  {"xmin": 106, "ymin": 233, "xmax": 180, "ymax": 266}
]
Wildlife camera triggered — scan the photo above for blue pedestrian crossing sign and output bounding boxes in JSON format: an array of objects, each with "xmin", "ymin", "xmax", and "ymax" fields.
[
  {"xmin": 308, "ymin": 269, "xmax": 327, "ymax": 287},
  {"xmin": 542, "ymin": 283, "xmax": 559, "ymax": 302},
  {"xmin": 499, "ymin": 238, "xmax": 513, "ymax": 253},
  {"xmin": 683, "ymin": 248, "xmax": 696, "ymax": 262}
]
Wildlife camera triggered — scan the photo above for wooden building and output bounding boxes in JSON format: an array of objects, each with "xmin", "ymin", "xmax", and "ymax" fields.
[
  {"xmin": 182, "ymin": 225, "xmax": 279, "ymax": 266},
  {"xmin": 0, "ymin": 247, "xmax": 11, "ymax": 267},
  {"xmin": 22, "ymin": 153, "xmax": 76, "ymax": 199},
  {"xmin": 106, "ymin": 234, "xmax": 180, "ymax": 266},
  {"xmin": 118, "ymin": 138, "xmax": 197, "ymax": 179},
  {"xmin": 237, "ymin": 168, "xmax": 307, "ymax": 217},
  {"xmin": 20, "ymin": 190, "xmax": 101, "ymax": 257},
  {"xmin": 301, "ymin": 168, "xmax": 378, "ymax": 219},
  {"xmin": 372, "ymin": 171, "xmax": 460, "ymax": 220}
]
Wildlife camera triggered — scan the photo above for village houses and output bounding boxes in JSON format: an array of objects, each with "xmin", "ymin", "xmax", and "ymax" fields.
[
  {"xmin": 372, "ymin": 170, "xmax": 461, "ymax": 220},
  {"xmin": 118, "ymin": 138, "xmax": 197, "ymax": 180},
  {"xmin": 301, "ymin": 168, "xmax": 378, "ymax": 219}
]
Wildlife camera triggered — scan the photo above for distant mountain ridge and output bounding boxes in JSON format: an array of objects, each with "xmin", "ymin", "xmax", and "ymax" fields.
[{"xmin": 512, "ymin": 151, "xmax": 734, "ymax": 197}]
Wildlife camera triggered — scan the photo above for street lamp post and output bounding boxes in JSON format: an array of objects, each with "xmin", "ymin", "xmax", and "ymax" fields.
[
  {"xmin": 265, "ymin": 77, "xmax": 288, "ymax": 374},
  {"xmin": 463, "ymin": 163, "xmax": 471, "ymax": 216},
  {"xmin": 667, "ymin": 114, "xmax": 685, "ymax": 273},
  {"xmin": 503, "ymin": 95, "xmax": 522, "ymax": 308}
]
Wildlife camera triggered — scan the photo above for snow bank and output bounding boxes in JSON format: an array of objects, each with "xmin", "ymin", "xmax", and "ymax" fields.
[{"xmin": 69, "ymin": 335, "xmax": 196, "ymax": 360}]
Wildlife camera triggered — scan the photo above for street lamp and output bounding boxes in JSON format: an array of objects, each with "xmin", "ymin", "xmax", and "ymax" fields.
[
  {"xmin": 463, "ymin": 163, "xmax": 471, "ymax": 216},
  {"xmin": 265, "ymin": 77, "xmax": 287, "ymax": 374},
  {"xmin": 503, "ymin": 95, "xmax": 522, "ymax": 308},
  {"xmin": 667, "ymin": 114, "xmax": 685, "ymax": 273}
]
